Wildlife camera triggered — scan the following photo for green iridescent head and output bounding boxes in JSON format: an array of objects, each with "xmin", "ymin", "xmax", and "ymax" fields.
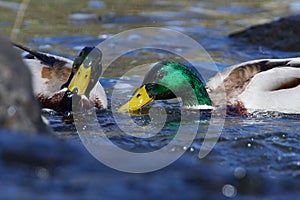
[{"xmin": 119, "ymin": 61, "xmax": 212, "ymax": 112}]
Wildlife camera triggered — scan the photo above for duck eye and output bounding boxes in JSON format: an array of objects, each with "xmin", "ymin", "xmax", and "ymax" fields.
[
  {"xmin": 136, "ymin": 93, "xmax": 141, "ymax": 98},
  {"xmin": 158, "ymin": 73, "xmax": 165, "ymax": 79}
]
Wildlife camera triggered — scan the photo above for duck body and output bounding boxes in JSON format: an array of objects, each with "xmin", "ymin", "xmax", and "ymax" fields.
[
  {"xmin": 206, "ymin": 58, "xmax": 300, "ymax": 114},
  {"xmin": 23, "ymin": 51, "xmax": 72, "ymax": 109},
  {"xmin": 14, "ymin": 44, "xmax": 107, "ymax": 111},
  {"xmin": 119, "ymin": 58, "xmax": 300, "ymax": 115}
]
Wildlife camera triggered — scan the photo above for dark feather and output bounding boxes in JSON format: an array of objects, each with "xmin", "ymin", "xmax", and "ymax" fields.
[
  {"xmin": 223, "ymin": 59, "xmax": 300, "ymax": 101},
  {"xmin": 12, "ymin": 42, "xmax": 67, "ymax": 68}
]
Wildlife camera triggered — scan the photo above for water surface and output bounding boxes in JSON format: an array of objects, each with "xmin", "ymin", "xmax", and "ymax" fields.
[{"xmin": 1, "ymin": 0, "xmax": 300, "ymax": 199}]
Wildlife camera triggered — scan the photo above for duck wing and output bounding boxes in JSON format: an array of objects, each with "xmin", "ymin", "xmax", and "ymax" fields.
[
  {"xmin": 12, "ymin": 42, "xmax": 70, "ymax": 69},
  {"xmin": 206, "ymin": 58, "xmax": 300, "ymax": 109},
  {"xmin": 13, "ymin": 43, "xmax": 73, "ymax": 99}
]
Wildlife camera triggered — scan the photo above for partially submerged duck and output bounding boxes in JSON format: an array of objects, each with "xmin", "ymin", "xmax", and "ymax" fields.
[
  {"xmin": 119, "ymin": 59, "xmax": 300, "ymax": 115},
  {"xmin": 13, "ymin": 43, "xmax": 107, "ymax": 112}
]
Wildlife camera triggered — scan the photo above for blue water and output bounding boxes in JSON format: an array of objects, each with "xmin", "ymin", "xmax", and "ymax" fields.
[{"xmin": 3, "ymin": 0, "xmax": 300, "ymax": 199}]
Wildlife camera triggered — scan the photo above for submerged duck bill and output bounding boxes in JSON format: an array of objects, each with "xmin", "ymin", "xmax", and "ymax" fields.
[
  {"xmin": 68, "ymin": 63, "xmax": 91, "ymax": 95},
  {"xmin": 118, "ymin": 85, "xmax": 154, "ymax": 113}
]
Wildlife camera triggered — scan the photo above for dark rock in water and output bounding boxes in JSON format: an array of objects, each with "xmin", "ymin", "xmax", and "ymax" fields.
[
  {"xmin": 0, "ymin": 35, "xmax": 50, "ymax": 134},
  {"xmin": 229, "ymin": 15, "xmax": 300, "ymax": 52}
]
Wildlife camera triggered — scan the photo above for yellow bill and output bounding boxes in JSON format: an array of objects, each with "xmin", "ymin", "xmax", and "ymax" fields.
[
  {"xmin": 68, "ymin": 64, "xmax": 91, "ymax": 95},
  {"xmin": 118, "ymin": 85, "xmax": 154, "ymax": 113}
]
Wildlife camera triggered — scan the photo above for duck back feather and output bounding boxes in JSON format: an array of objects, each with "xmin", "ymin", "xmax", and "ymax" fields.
[{"xmin": 206, "ymin": 58, "xmax": 300, "ymax": 113}]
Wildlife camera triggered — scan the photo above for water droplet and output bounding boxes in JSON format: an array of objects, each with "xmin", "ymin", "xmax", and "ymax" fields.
[
  {"xmin": 83, "ymin": 125, "xmax": 87, "ymax": 130},
  {"xmin": 222, "ymin": 184, "xmax": 237, "ymax": 198},
  {"xmin": 272, "ymin": 136, "xmax": 279, "ymax": 142},
  {"xmin": 65, "ymin": 111, "xmax": 71, "ymax": 117},
  {"xmin": 7, "ymin": 106, "xmax": 16, "ymax": 117},
  {"xmin": 183, "ymin": 146, "xmax": 188, "ymax": 151},
  {"xmin": 234, "ymin": 167, "xmax": 246, "ymax": 179},
  {"xmin": 35, "ymin": 167, "xmax": 49, "ymax": 180},
  {"xmin": 67, "ymin": 92, "xmax": 74, "ymax": 98},
  {"xmin": 277, "ymin": 156, "xmax": 282, "ymax": 161},
  {"xmin": 247, "ymin": 143, "xmax": 251, "ymax": 148},
  {"xmin": 190, "ymin": 147, "xmax": 194, "ymax": 152}
]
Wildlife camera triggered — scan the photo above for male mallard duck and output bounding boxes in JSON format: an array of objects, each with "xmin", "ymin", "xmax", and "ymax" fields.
[
  {"xmin": 13, "ymin": 43, "xmax": 107, "ymax": 112},
  {"xmin": 119, "ymin": 59, "xmax": 300, "ymax": 115}
]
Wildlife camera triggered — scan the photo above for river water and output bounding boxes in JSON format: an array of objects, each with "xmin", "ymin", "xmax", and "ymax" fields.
[{"xmin": 1, "ymin": 0, "xmax": 300, "ymax": 199}]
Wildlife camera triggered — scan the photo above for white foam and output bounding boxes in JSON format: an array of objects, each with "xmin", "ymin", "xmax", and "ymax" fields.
[{"xmin": 184, "ymin": 104, "xmax": 215, "ymax": 110}]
